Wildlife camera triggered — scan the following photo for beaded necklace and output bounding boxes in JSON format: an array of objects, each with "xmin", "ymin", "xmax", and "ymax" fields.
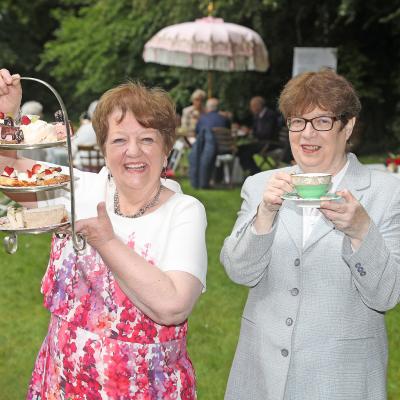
[{"xmin": 113, "ymin": 185, "xmax": 163, "ymax": 218}]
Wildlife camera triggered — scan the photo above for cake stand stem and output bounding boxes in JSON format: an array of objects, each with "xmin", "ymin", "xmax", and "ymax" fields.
[{"xmin": 20, "ymin": 77, "xmax": 86, "ymax": 252}]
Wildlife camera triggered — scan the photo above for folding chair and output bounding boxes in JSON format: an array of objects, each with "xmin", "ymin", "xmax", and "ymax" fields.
[
  {"xmin": 75, "ymin": 144, "xmax": 105, "ymax": 173},
  {"xmin": 167, "ymin": 138, "xmax": 186, "ymax": 174},
  {"xmin": 212, "ymin": 127, "xmax": 238, "ymax": 186},
  {"xmin": 258, "ymin": 128, "xmax": 291, "ymax": 170}
]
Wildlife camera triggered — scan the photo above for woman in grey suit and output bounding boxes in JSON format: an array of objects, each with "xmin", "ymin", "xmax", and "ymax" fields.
[{"xmin": 220, "ymin": 69, "xmax": 400, "ymax": 400}]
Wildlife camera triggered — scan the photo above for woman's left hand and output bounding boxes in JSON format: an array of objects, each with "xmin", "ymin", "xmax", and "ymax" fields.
[
  {"xmin": 320, "ymin": 189, "xmax": 370, "ymax": 249},
  {"xmin": 75, "ymin": 202, "xmax": 116, "ymax": 250}
]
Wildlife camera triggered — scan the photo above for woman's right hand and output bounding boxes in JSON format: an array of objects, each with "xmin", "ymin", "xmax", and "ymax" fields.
[
  {"xmin": 0, "ymin": 69, "xmax": 22, "ymax": 118},
  {"xmin": 259, "ymin": 171, "xmax": 294, "ymax": 215},
  {"xmin": 253, "ymin": 171, "xmax": 293, "ymax": 234}
]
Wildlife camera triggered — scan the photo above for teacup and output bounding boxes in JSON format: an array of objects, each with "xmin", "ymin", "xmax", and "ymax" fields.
[{"xmin": 291, "ymin": 173, "xmax": 332, "ymax": 199}]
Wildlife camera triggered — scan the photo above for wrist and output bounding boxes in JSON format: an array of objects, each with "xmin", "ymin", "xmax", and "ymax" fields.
[
  {"xmin": 253, "ymin": 203, "xmax": 278, "ymax": 234},
  {"xmin": 258, "ymin": 201, "xmax": 277, "ymax": 218},
  {"xmin": 349, "ymin": 219, "xmax": 370, "ymax": 250},
  {"xmin": 97, "ymin": 235, "xmax": 119, "ymax": 253}
]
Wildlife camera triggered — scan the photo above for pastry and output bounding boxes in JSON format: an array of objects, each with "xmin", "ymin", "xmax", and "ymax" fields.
[
  {"xmin": 0, "ymin": 112, "xmax": 70, "ymax": 145},
  {"xmin": 0, "ymin": 115, "xmax": 24, "ymax": 144},
  {"xmin": 0, "ymin": 164, "xmax": 70, "ymax": 187},
  {"xmin": 21, "ymin": 120, "xmax": 58, "ymax": 144}
]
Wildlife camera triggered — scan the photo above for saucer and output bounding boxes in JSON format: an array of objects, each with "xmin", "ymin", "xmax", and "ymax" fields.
[{"xmin": 281, "ymin": 192, "xmax": 341, "ymax": 208}]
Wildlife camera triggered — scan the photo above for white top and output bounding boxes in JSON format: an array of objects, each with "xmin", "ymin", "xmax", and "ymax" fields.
[
  {"xmin": 38, "ymin": 167, "xmax": 208, "ymax": 289},
  {"xmin": 302, "ymin": 159, "xmax": 350, "ymax": 246}
]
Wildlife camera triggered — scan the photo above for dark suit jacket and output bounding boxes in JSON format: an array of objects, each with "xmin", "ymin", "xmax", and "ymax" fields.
[
  {"xmin": 195, "ymin": 111, "xmax": 231, "ymax": 136},
  {"xmin": 252, "ymin": 107, "xmax": 278, "ymax": 141}
]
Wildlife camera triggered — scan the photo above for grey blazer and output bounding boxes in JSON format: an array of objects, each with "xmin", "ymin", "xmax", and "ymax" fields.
[{"xmin": 220, "ymin": 153, "xmax": 400, "ymax": 400}]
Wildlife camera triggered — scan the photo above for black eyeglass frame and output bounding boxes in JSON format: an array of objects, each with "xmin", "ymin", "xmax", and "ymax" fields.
[{"xmin": 286, "ymin": 115, "xmax": 346, "ymax": 132}]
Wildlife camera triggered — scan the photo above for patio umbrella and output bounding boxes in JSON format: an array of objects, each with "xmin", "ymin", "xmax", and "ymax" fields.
[{"xmin": 143, "ymin": 16, "xmax": 269, "ymax": 97}]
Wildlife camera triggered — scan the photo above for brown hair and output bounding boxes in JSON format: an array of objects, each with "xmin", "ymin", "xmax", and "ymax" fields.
[
  {"xmin": 278, "ymin": 69, "xmax": 361, "ymax": 125},
  {"xmin": 92, "ymin": 81, "xmax": 177, "ymax": 155}
]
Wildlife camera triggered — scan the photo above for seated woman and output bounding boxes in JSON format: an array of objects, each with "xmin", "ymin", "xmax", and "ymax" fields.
[
  {"xmin": 0, "ymin": 68, "xmax": 207, "ymax": 399},
  {"xmin": 180, "ymin": 88, "xmax": 206, "ymax": 141}
]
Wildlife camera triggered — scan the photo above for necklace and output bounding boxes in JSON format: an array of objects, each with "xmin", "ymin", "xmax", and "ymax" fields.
[{"xmin": 114, "ymin": 185, "xmax": 163, "ymax": 218}]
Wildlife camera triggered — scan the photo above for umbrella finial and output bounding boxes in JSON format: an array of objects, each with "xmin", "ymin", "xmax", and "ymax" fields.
[{"xmin": 207, "ymin": 2, "xmax": 214, "ymax": 16}]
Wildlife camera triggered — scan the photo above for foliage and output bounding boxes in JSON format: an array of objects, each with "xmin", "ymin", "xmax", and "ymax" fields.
[
  {"xmin": 39, "ymin": 0, "xmax": 208, "ymax": 116},
  {"xmin": 0, "ymin": 0, "xmax": 399, "ymax": 146}
]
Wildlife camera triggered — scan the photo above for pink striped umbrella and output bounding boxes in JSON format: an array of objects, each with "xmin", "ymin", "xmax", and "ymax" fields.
[{"xmin": 143, "ymin": 16, "xmax": 269, "ymax": 97}]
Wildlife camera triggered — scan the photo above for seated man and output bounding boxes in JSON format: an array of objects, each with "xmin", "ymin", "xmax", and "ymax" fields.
[
  {"xmin": 237, "ymin": 96, "xmax": 280, "ymax": 175},
  {"xmin": 189, "ymin": 98, "xmax": 231, "ymax": 188},
  {"xmin": 195, "ymin": 97, "xmax": 231, "ymax": 136}
]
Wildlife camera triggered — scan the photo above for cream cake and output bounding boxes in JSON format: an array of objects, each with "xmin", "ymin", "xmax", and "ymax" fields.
[
  {"xmin": 0, "ymin": 205, "xmax": 68, "ymax": 229},
  {"xmin": 0, "ymin": 112, "xmax": 69, "ymax": 145},
  {"xmin": 21, "ymin": 120, "xmax": 58, "ymax": 144}
]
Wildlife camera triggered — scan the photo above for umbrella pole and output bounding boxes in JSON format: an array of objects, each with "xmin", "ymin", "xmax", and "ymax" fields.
[{"xmin": 207, "ymin": 71, "xmax": 213, "ymax": 98}]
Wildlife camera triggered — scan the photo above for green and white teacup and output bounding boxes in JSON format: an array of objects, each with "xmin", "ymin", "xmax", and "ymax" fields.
[{"xmin": 291, "ymin": 173, "xmax": 332, "ymax": 199}]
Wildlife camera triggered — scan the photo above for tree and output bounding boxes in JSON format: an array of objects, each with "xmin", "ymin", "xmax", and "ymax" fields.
[
  {"xmin": 1, "ymin": 0, "xmax": 399, "ymax": 151},
  {"xmin": 0, "ymin": 0, "xmax": 81, "ymax": 117}
]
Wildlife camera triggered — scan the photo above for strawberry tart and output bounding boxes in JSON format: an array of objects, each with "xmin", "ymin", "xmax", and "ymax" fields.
[{"xmin": 0, "ymin": 163, "xmax": 70, "ymax": 187}]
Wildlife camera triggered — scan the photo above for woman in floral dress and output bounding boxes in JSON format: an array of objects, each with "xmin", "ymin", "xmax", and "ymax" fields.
[{"xmin": 0, "ymin": 68, "xmax": 207, "ymax": 399}]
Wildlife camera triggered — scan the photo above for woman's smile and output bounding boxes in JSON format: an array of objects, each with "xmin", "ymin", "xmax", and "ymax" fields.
[
  {"xmin": 123, "ymin": 162, "xmax": 147, "ymax": 173},
  {"xmin": 300, "ymin": 144, "xmax": 321, "ymax": 153}
]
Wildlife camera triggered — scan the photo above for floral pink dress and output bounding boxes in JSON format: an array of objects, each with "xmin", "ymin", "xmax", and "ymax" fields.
[
  {"xmin": 28, "ymin": 171, "xmax": 207, "ymax": 399},
  {"xmin": 27, "ymin": 233, "xmax": 197, "ymax": 400}
]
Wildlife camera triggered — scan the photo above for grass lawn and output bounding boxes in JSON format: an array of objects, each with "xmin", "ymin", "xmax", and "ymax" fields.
[{"xmin": 1, "ymin": 162, "xmax": 400, "ymax": 398}]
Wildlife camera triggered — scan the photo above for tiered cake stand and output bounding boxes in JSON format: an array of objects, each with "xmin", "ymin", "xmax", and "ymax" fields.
[{"xmin": 0, "ymin": 77, "xmax": 85, "ymax": 254}]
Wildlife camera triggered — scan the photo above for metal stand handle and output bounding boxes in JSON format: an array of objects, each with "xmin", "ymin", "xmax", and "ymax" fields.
[
  {"xmin": 4, "ymin": 233, "xmax": 18, "ymax": 254},
  {"xmin": 19, "ymin": 77, "xmax": 86, "ymax": 252}
]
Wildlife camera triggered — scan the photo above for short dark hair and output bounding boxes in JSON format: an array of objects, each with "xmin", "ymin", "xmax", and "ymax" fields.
[{"xmin": 279, "ymin": 69, "xmax": 361, "ymax": 125}]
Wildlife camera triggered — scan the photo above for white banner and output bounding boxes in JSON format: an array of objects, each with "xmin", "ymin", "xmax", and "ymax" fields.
[{"xmin": 292, "ymin": 47, "xmax": 337, "ymax": 77}]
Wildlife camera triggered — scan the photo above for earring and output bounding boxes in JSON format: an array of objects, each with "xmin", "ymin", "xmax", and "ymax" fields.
[
  {"xmin": 162, "ymin": 166, "xmax": 167, "ymax": 182},
  {"xmin": 107, "ymin": 168, "xmax": 112, "ymax": 182}
]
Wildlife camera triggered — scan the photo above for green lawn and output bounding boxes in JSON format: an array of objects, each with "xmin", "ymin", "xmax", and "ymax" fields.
[{"xmin": 1, "ymin": 172, "xmax": 400, "ymax": 399}]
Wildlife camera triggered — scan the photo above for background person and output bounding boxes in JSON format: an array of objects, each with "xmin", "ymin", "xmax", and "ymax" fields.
[
  {"xmin": 189, "ymin": 97, "xmax": 231, "ymax": 189},
  {"xmin": 0, "ymin": 68, "xmax": 207, "ymax": 399},
  {"xmin": 237, "ymin": 96, "xmax": 281, "ymax": 175},
  {"xmin": 220, "ymin": 69, "xmax": 400, "ymax": 400},
  {"xmin": 194, "ymin": 97, "xmax": 231, "ymax": 136},
  {"xmin": 71, "ymin": 99, "xmax": 99, "ymax": 168},
  {"xmin": 180, "ymin": 88, "xmax": 206, "ymax": 142},
  {"xmin": 21, "ymin": 100, "xmax": 43, "ymax": 118}
]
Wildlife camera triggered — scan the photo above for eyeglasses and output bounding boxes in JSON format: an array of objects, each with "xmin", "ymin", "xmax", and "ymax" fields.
[{"xmin": 287, "ymin": 115, "xmax": 342, "ymax": 132}]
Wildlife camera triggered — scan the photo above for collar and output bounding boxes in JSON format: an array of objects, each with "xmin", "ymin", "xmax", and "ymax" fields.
[{"xmin": 330, "ymin": 157, "xmax": 350, "ymax": 192}]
